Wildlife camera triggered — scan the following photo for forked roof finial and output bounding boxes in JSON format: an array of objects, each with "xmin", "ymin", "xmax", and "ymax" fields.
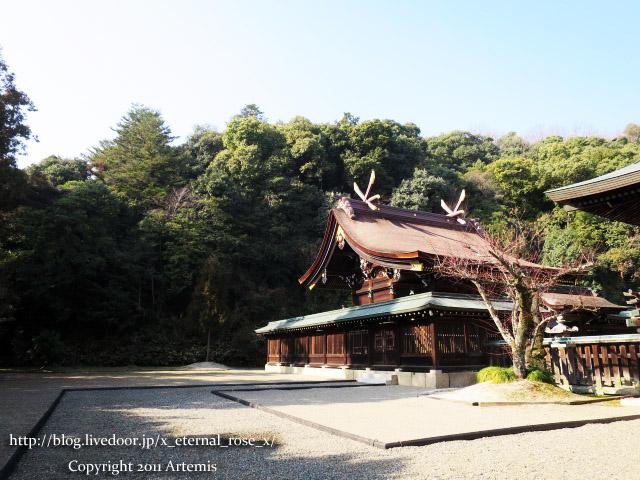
[
  {"xmin": 441, "ymin": 189, "xmax": 467, "ymax": 224},
  {"xmin": 354, "ymin": 170, "xmax": 380, "ymax": 211}
]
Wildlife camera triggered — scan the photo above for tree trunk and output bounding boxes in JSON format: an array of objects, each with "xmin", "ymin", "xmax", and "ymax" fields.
[
  {"xmin": 513, "ymin": 290, "xmax": 533, "ymax": 379},
  {"xmin": 526, "ymin": 293, "xmax": 546, "ymax": 370},
  {"xmin": 512, "ymin": 346, "xmax": 527, "ymax": 380},
  {"xmin": 525, "ymin": 327, "xmax": 546, "ymax": 370},
  {"xmin": 206, "ymin": 329, "xmax": 211, "ymax": 363}
]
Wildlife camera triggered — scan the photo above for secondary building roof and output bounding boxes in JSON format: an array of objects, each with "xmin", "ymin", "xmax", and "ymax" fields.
[
  {"xmin": 254, "ymin": 291, "xmax": 624, "ymax": 334},
  {"xmin": 542, "ymin": 292, "xmax": 624, "ymax": 310},
  {"xmin": 545, "ymin": 162, "xmax": 640, "ymax": 225},
  {"xmin": 255, "ymin": 291, "xmax": 514, "ymax": 334}
]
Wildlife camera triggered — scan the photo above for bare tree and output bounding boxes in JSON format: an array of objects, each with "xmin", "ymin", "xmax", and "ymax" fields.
[
  {"xmin": 435, "ymin": 221, "xmax": 593, "ymax": 379},
  {"xmin": 164, "ymin": 185, "xmax": 193, "ymax": 218}
]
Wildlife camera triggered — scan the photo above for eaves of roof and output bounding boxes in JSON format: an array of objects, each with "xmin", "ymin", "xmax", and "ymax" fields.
[
  {"xmin": 541, "ymin": 292, "xmax": 625, "ymax": 310},
  {"xmin": 546, "ymin": 162, "xmax": 640, "ymax": 203},
  {"xmin": 255, "ymin": 291, "xmax": 513, "ymax": 334}
]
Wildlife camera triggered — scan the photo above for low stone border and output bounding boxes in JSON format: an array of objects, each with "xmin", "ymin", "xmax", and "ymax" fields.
[
  {"xmin": 424, "ymin": 394, "xmax": 624, "ymax": 407},
  {"xmin": 0, "ymin": 379, "xmax": 353, "ymax": 480},
  {"xmin": 216, "ymin": 383, "xmax": 383, "ymax": 393},
  {"xmin": 383, "ymin": 414, "xmax": 640, "ymax": 447},
  {"xmin": 0, "ymin": 390, "xmax": 66, "ymax": 480},
  {"xmin": 212, "ymin": 389, "xmax": 387, "ymax": 448},
  {"xmin": 212, "ymin": 386, "xmax": 640, "ymax": 449}
]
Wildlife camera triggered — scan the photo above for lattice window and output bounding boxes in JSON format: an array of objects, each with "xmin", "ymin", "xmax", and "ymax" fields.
[
  {"xmin": 466, "ymin": 324, "xmax": 482, "ymax": 353},
  {"xmin": 437, "ymin": 323, "xmax": 465, "ymax": 354},
  {"xmin": 401, "ymin": 325, "xmax": 432, "ymax": 355},
  {"xmin": 348, "ymin": 330, "xmax": 369, "ymax": 355}
]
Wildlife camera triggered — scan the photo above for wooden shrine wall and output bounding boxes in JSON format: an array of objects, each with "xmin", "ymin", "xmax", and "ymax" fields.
[{"xmin": 265, "ymin": 318, "xmax": 490, "ymax": 371}]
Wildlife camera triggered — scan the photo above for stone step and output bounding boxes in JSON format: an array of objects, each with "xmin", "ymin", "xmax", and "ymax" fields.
[{"xmin": 357, "ymin": 372, "xmax": 398, "ymax": 385}]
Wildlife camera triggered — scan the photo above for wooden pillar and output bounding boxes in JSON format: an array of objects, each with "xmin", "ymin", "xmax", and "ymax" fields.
[
  {"xmin": 430, "ymin": 322, "xmax": 439, "ymax": 369},
  {"xmin": 266, "ymin": 337, "xmax": 270, "ymax": 364},
  {"xmin": 277, "ymin": 338, "xmax": 282, "ymax": 364},
  {"xmin": 480, "ymin": 326, "xmax": 488, "ymax": 365},
  {"xmin": 463, "ymin": 324, "xmax": 469, "ymax": 355},
  {"xmin": 395, "ymin": 323, "xmax": 401, "ymax": 367},
  {"xmin": 367, "ymin": 325, "xmax": 373, "ymax": 367},
  {"xmin": 343, "ymin": 331, "xmax": 347, "ymax": 366},
  {"xmin": 323, "ymin": 332, "xmax": 327, "ymax": 366}
]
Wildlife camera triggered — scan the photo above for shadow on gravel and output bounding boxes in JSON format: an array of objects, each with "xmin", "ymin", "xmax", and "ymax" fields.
[
  {"xmin": 255, "ymin": 451, "xmax": 403, "ymax": 480},
  {"xmin": 11, "ymin": 387, "xmax": 404, "ymax": 480}
]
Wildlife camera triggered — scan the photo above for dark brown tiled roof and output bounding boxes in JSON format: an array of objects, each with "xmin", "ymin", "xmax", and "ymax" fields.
[
  {"xmin": 333, "ymin": 201, "xmax": 492, "ymax": 261},
  {"xmin": 299, "ymin": 199, "xmax": 542, "ymax": 287},
  {"xmin": 542, "ymin": 293, "xmax": 624, "ymax": 310}
]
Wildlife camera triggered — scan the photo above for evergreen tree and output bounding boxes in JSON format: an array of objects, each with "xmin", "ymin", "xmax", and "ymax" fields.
[{"xmin": 90, "ymin": 105, "xmax": 186, "ymax": 207}]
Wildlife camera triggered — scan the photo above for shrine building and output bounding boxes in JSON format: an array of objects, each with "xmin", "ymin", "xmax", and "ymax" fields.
[{"xmin": 255, "ymin": 197, "xmax": 625, "ymax": 386}]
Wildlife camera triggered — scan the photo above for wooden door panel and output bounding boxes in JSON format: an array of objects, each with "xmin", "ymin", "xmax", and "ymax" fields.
[{"xmin": 373, "ymin": 328, "xmax": 395, "ymax": 366}]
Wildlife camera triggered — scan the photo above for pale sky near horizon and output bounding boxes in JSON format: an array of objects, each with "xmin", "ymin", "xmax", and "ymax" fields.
[{"xmin": 2, "ymin": 0, "xmax": 639, "ymax": 168}]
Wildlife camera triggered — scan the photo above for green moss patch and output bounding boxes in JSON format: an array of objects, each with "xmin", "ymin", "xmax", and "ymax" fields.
[{"xmin": 477, "ymin": 366, "xmax": 554, "ymax": 384}]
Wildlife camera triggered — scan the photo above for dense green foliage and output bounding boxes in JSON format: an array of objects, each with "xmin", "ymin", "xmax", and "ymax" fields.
[
  {"xmin": 525, "ymin": 368, "xmax": 555, "ymax": 384},
  {"xmin": 26, "ymin": 155, "xmax": 89, "ymax": 187},
  {"xmin": 477, "ymin": 366, "xmax": 554, "ymax": 384},
  {"xmin": 2, "ymin": 48, "xmax": 640, "ymax": 366},
  {"xmin": 0, "ymin": 49, "xmax": 35, "ymax": 212},
  {"xmin": 477, "ymin": 366, "xmax": 516, "ymax": 383}
]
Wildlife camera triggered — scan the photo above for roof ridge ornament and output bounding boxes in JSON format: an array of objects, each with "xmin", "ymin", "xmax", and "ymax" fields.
[
  {"xmin": 441, "ymin": 189, "xmax": 467, "ymax": 225},
  {"xmin": 337, "ymin": 197, "xmax": 355, "ymax": 219},
  {"xmin": 354, "ymin": 170, "xmax": 380, "ymax": 211}
]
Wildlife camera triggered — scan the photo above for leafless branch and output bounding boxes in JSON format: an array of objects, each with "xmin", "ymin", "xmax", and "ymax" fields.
[
  {"xmin": 431, "ymin": 215, "xmax": 598, "ymax": 378},
  {"xmin": 165, "ymin": 185, "xmax": 193, "ymax": 217}
]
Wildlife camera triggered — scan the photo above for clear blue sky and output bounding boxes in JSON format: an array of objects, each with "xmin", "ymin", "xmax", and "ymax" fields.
[{"xmin": 2, "ymin": 0, "xmax": 639, "ymax": 168}]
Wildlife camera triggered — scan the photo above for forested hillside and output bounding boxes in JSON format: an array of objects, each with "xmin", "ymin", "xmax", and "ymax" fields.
[{"xmin": 3, "ymin": 61, "xmax": 640, "ymax": 366}]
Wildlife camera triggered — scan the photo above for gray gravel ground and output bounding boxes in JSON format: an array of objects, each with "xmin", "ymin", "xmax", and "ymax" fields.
[
  {"xmin": 10, "ymin": 385, "xmax": 640, "ymax": 480},
  {"xmin": 228, "ymin": 385, "xmax": 640, "ymax": 442},
  {"xmin": 0, "ymin": 368, "xmax": 330, "ymax": 470}
]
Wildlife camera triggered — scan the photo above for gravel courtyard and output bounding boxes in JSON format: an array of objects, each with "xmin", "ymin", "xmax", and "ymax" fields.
[
  {"xmin": 0, "ymin": 368, "xmax": 329, "ymax": 474},
  {"xmin": 8, "ymin": 381, "xmax": 640, "ymax": 480},
  {"xmin": 225, "ymin": 384, "xmax": 640, "ymax": 443}
]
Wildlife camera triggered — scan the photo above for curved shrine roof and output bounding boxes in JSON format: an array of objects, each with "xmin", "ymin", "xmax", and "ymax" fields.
[
  {"xmin": 299, "ymin": 198, "xmax": 542, "ymax": 287},
  {"xmin": 332, "ymin": 204, "xmax": 491, "ymax": 260}
]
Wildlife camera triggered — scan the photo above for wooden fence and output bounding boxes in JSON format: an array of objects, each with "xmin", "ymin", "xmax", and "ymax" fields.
[
  {"xmin": 544, "ymin": 335, "xmax": 640, "ymax": 394},
  {"xmin": 486, "ymin": 335, "xmax": 640, "ymax": 394}
]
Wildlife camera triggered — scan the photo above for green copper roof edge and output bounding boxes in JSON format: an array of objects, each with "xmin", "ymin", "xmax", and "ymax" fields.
[
  {"xmin": 488, "ymin": 334, "xmax": 640, "ymax": 347},
  {"xmin": 545, "ymin": 161, "xmax": 640, "ymax": 194},
  {"xmin": 543, "ymin": 334, "xmax": 640, "ymax": 345},
  {"xmin": 255, "ymin": 291, "xmax": 513, "ymax": 334}
]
